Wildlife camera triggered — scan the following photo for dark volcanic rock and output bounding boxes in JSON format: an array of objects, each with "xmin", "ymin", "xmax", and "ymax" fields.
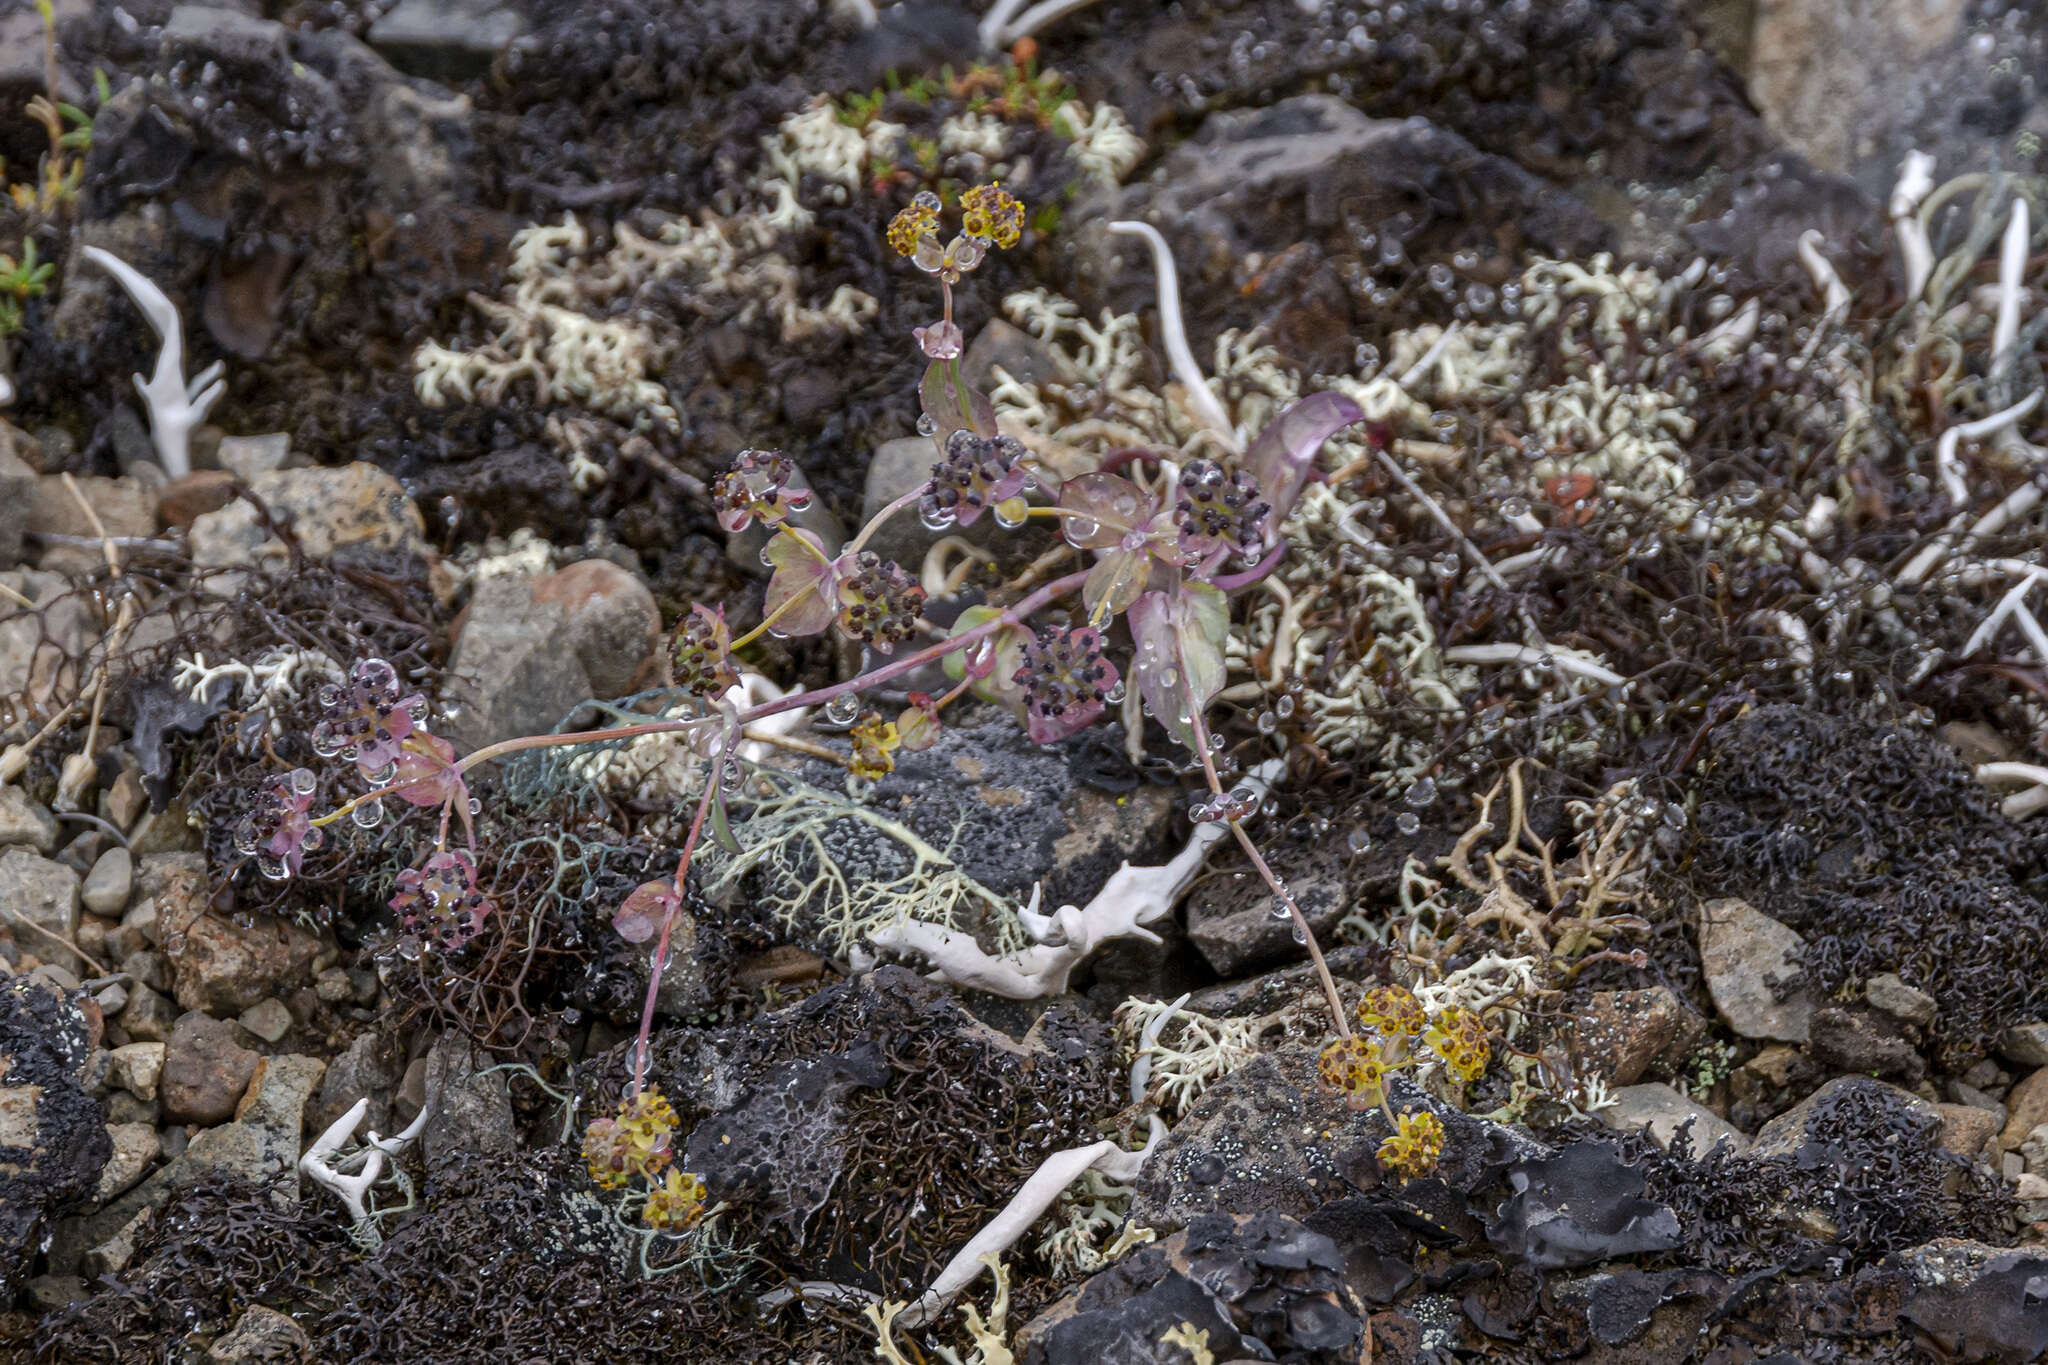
[{"xmin": 0, "ymin": 977, "xmax": 113, "ymax": 1301}]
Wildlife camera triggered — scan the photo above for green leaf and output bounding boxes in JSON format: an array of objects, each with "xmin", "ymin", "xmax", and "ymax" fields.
[
  {"xmin": 918, "ymin": 357, "xmax": 997, "ymax": 446},
  {"xmin": 707, "ymin": 778, "xmax": 742, "ymax": 854},
  {"xmin": 941, "ymin": 605, "xmax": 1030, "ymax": 712},
  {"xmin": 761, "ymin": 529, "xmax": 838, "ymax": 639}
]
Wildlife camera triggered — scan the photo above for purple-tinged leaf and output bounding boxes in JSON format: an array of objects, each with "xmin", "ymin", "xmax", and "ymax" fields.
[
  {"xmin": 1242, "ymin": 391, "xmax": 1365, "ymax": 539},
  {"xmin": 1128, "ymin": 584, "xmax": 1230, "ymax": 752},
  {"xmin": 615, "ymin": 880, "xmax": 680, "ymax": 944},
  {"xmin": 919, "ymin": 358, "xmax": 998, "ymax": 446},
  {"xmin": 1056, "ymin": 472, "xmax": 1156, "ymax": 549},
  {"xmin": 762, "ymin": 529, "xmax": 838, "ymax": 639}
]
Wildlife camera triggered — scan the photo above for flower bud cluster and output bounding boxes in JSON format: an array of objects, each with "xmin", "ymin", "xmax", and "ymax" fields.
[
  {"xmin": 313, "ymin": 658, "xmax": 428, "ymax": 784},
  {"xmin": 712, "ymin": 449, "xmax": 811, "ymax": 534},
  {"xmin": 836, "ymin": 552, "xmax": 926, "ymax": 651},
  {"xmin": 389, "ymin": 849, "xmax": 494, "ymax": 951},
  {"xmin": 922, "ymin": 430, "xmax": 1031, "ymax": 530},
  {"xmin": 1174, "ymin": 459, "xmax": 1270, "ymax": 563}
]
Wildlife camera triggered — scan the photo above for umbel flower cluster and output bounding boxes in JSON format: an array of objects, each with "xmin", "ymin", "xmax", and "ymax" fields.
[
  {"xmin": 582, "ymin": 1087, "xmax": 708, "ymax": 1230},
  {"xmin": 232, "ymin": 183, "xmax": 1378, "ymax": 1243},
  {"xmin": 1317, "ymin": 984, "xmax": 1491, "ymax": 1181}
]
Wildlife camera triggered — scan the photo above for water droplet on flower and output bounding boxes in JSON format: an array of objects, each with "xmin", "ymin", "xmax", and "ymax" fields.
[
  {"xmin": 1346, "ymin": 827, "xmax": 1372, "ymax": 855},
  {"xmin": 824, "ymin": 694, "xmax": 861, "ymax": 726},
  {"xmin": 257, "ymin": 855, "xmax": 287, "ymax": 882},
  {"xmin": 1256, "ymin": 711, "xmax": 1278, "ymax": 734},
  {"xmin": 920, "ymin": 505, "xmax": 956, "ymax": 532},
  {"xmin": 352, "ymin": 798, "xmax": 384, "ymax": 829},
  {"xmin": 1104, "ymin": 680, "xmax": 1126, "ymax": 704},
  {"xmin": 993, "ymin": 496, "xmax": 1028, "ymax": 529},
  {"xmin": 316, "ymin": 684, "xmax": 343, "ymax": 710},
  {"xmin": 1396, "ymin": 811, "xmax": 1421, "ymax": 835},
  {"xmin": 289, "ymin": 767, "xmax": 317, "ymax": 795},
  {"xmin": 468, "ymin": 797, "xmax": 483, "ymax": 816},
  {"xmin": 916, "ymin": 413, "xmax": 937, "ymax": 436},
  {"xmin": 1405, "ymin": 777, "xmax": 1436, "ymax": 807},
  {"xmin": 1160, "ymin": 666, "xmax": 1179, "ymax": 689},
  {"xmin": 1274, "ymin": 694, "xmax": 1296, "ymax": 719},
  {"xmin": 303, "ymin": 826, "xmax": 325, "ymax": 852},
  {"xmin": 364, "ymin": 761, "xmax": 397, "ymax": 787}
]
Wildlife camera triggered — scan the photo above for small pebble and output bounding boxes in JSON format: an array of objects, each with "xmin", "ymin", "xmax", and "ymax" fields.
[
  {"xmin": 32, "ymin": 962, "xmax": 80, "ymax": 991},
  {"xmin": 82, "ymin": 847, "xmax": 134, "ymax": 917},
  {"xmin": 314, "ymin": 968, "xmax": 353, "ymax": 1004},
  {"xmin": 94, "ymin": 982, "xmax": 129, "ymax": 1015},
  {"xmin": 238, "ymin": 997, "xmax": 294, "ymax": 1044}
]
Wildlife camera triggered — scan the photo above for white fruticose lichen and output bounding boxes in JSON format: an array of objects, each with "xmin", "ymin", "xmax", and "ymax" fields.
[
  {"xmin": 415, "ymin": 208, "xmax": 877, "ymax": 438},
  {"xmin": 80, "ymin": 246, "xmax": 225, "ymax": 478},
  {"xmin": 1053, "ymin": 99, "xmax": 1146, "ymax": 185}
]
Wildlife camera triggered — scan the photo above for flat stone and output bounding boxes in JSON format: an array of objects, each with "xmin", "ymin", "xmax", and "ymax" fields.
[
  {"xmin": 1561, "ymin": 987, "xmax": 1703, "ymax": 1089},
  {"xmin": 1997, "ymin": 1021, "xmax": 2048, "ymax": 1069},
  {"xmin": 1697, "ymin": 896, "xmax": 1813, "ymax": 1043},
  {"xmin": 0, "ymin": 569, "xmax": 93, "ymax": 712},
  {"xmin": 93, "ymin": 1122, "xmax": 160, "ymax": 1202},
  {"xmin": 106, "ymin": 1044, "xmax": 162, "ymax": 1102},
  {"xmin": 206, "ymin": 1304, "xmax": 312, "ymax": 1364},
  {"xmin": 1996, "ymin": 1066, "xmax": 2048, "ymax": 1157},
  {"xmin": 443, "ymin": 574, "xmax": 592, "ymax": 749},
  {"xmin": 0, "ymin": 786, "xmax": 56, "ymax": 852},
  {"xmin": 159, "ymin": 856, "xmax": 321, "ymax": 1015},
  {"xmin": 1751, "ymin": 1076, "xmax": 1936, "ymax": 1162},
  {"xmin": 309, "ymin": 1030, "xmax": 404, "ymax": 1138},
  {"xmin": 1863, "ymin": 973, "xmax": 1936, "ymax": 1028},
  {"xmin": 369, "ymin": 0, "xmax": 529, "ymax": 81},
  {"xmin": 29, "ymin": 474, "xmax": 156, "ymax": 576},
  {"xmin": 0, "ymin": 848, "xmax": 81, "ymax": 975},
  {"xmin": 1935, "ymin": 1103, "xmax": 2002, "ymax": 1161},
  {"xmin": 116, "ymin": 983, "xmax": 177, "ymax": 1044},
  {"xmin": 236, "ymin": 997, "xmax": 294, "ymax": 1044},
  {"xmin": 188, "ymin": 463, "xmax": 432, "ymax": 591},
  {"xmin": 1602, "ymin": 1082, "xmax": 1750, "ymax": 1155},
  {"xmin": 81, "ymin": 847, "xmax": 133, "ymax": 917},
  {"xmin": 313, "ymin": 968, "xmax": 353, "ymax": 1003},
  {"xmin": 420, "ymin": 1034, "xmax": 514, "ymax": 1173},
  {"xmin": 159, "ymin": 1014, "xmax": 260, "ymax": 1126},
  {"xmin": 214, "ymin": 433, "xmax": 292, "ymax": 481}
]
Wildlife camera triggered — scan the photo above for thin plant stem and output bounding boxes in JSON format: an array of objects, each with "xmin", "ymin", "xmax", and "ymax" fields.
[{"xmin": 1175, "ymin": 634, "xmax": 1351, "ymax": 1038}]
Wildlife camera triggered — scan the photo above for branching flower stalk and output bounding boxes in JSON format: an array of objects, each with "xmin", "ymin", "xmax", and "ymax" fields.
[{"xmin": 237, "ymin": 189, "xmax": 1375, "ymax": 1246}]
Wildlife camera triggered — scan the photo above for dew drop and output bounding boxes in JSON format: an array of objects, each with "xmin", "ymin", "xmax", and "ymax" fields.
[
  {"xmin": 468, "ymin": 796, "xmax": 483, "ymax": 815},
  {"xmin": 302, "ymin": 826, "xmax": 325, "ymax": 853},
  {"xmin": 1104, "ymin": 680, "xmax": 1126, "ymax": 704},
  {"xmin": 352, "ymin": 798, "xmax": 384, "ymax": 829},
  {"xmin": 1396, "ymin": 811, "xmax": 1421, "ymax": 835},
  {"xmin": 1346, "ymin": 827, "xmax": 1372, "ymax": 855},
  {"xmin": 824, "ymin": 694, "xmax": 861, "ymax": 726},
  {"xmin": 993, "ymin": 496, "xmax": 1029, "ymax": 529},
  {"xmin": 289, "ymin": 767, "xmax": 317, "ymax": 795},
  {"xmin": 257, "ymin": 855, "xmax": 288, "ymax": 882},
  {"xmin": 1290, "ymin": 923, "xmax": 1307, "ymax": 944},
  {"xmin": 920, "ymin": 506, "xmax": 956, "ymax": 532},
  {"xmin": 1256, "ymin": 711, "xmax": 1278, "ymax": 734},
  {"xmin": 916, "ymin": 413, "xmax": 937, "ymax": 436},
  {"xmin": 1405, "ymin": 777, "xmax": 1437, "ymax": 808}
]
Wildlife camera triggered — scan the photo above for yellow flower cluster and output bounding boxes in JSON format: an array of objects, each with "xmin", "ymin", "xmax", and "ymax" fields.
[
  {"xmin": 1424, "ymin": 1006, "xmax": 1490, "ymax": 1084},
  {"xmin": 960, "ymin": 182, "xmax": 1024, "ymax": 249},
  {"xmin": 887, "ymin": 193, "xmax": 940, "ymax": 258},
  {"xmin": 1356, "ymin": 984, "xmax": 1426, "ymax": 1039},
  {"xmin": 849, "ymin": 712, "xmax": 901, "ymax": 780},
  {"xmin": 582, "ymin": 1087, "xmax": 678, "ymax": 1190},
  {"xmin": 643, "ymin": 1169, "xmax": 709, "ymax": 1230},
  {"xmin": 1317, "ymin": 1036, "xmax": 1403, "ymax": 1111},
  {"xmin": 1376, "ymin": 1109, "xmax": 1445, "ymax": 1183}
]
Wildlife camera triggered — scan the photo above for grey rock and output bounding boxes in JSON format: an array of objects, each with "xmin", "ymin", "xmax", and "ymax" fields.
[
  {"xmin": 0, "ymin": 439, "xmax": 33, "ymax": 569},
  {"xmin": 158, "ymin": 855, "xmax": 321, "ymax": 1015},
  {"xmin": 214, "ymin": 433, "xmax": 293, "ymax": 482},
  {"xmin": 104, "ymin": 1092, "xmax": 157, "ymax": 1126},
  {"xmin": 1751, "ymin": 1076, "xmax": 1935, "ymax": 1160},
  {"xmin": 93, "ymin": 1122, "xmax": 161, "ymax": 1203},
  {"xmin": 116, "ymin": 983, "xmax": 177, "ymax": 1044},
  {"xmin": 107, "ymin": 1041, "xmax": 165, "ymax": 1101},
  {"xmin": 121, "ymin": 949, "xmax": 170, "ymax": 995},
  {"xmin": 0, "ymin": 786, "xmax": 56, "ymax": 852},
  {"xmin": 0, "ymin": 0, "xmax": 88, "ymax": 119},
  {"xmin": 309, "ymin": 1029, "xmax": 404, "ymax": 1138},
  {"xmin": 159, "ymin": 1013, "xmax": 260, "ymax": 1125},
  {"xmin": 1864, "ymin": 972, "xmax": 1936, "ymax": 1028},
  {"xmin": 1949, "ymin": 1080, "xmax": 2007, "ymax": 1125},
  {"xmin": 2021, "ymin": 1123, "xmax": 2048, "ymax": 1175},
  {"xmin": 164, "ymin": 6, "xmax": 288, "ymax": 66},
  {"xmin": 237, "ymin": 997, "xmax": 294, "ymax": 1044},
  {"xmin": 444, "ymin": 575, "xmax": 590, "ymax": 749},
  {"xmin": 26, "ymin": 1274, "xmax": 86, "ymax": 1311},
  {"xmin": 1602, "ymin": 1082, "xmax": 1750, "ymax": 1155},
  {"xmin": 421, "ymin": 1034, "xmax": 515, "ymax": 1173},
  {"xmin": 30, "ymin": 474, "xmax": 157, "ymax": 577},
  {"xmin": 528, "ymin": 559, "xmax": 664, "ymax": 698},
  {"xmin": 370, "ymin": 0, "xmax": 529, "ymax": 80},
  {"xmin": 1885, "ymin": 1239, "xmax": 2048, "ymax": 1365},
  {"xmin": 1185, "ymin": 841, "xmax": 1347, "ymax": 975},
  {"xmin": 857, "ymin": 436, "xmax": 958, "ymax": 572},
  {"xmin": 32, "ymin": 962, "xmax": 80, "ymax": 991},
  {"xmin": 1697, "ymin": 896, "xmax": 1813, "ymax": 1043},
  {"xmin": 121, "ymin": 898, "xmax": 161, "ymax": 948},
  {"xmin": 0, "ymin": 977, "xmax": 112, "ymax": 1300},
  {"xmin": 1997, "ymin": 1020, "xmax": 2048, "ymax": 1069},
  {"xmin": 0, "ymin": 848, "xmax": 81, "ymax": 974},
  {"xmin": 0, "ymin": 569, "xmax": 93, "ymax": 712},
  {"xmin": 188, "ymin": 463, "xmax": 432, "ymax": 590},
  {"xmin": 313, "ymin": 968, "xmax": 353, "ymax": 1003},
  {"xmin": 81, "ymin": 847, "xmax": 133, "ymax": 917},
  {"xmin": 206, "ymin": 1304, "xmax": 312, "ymax": 1364},
  {"xmin": 92, "ymin": 982, "xmax": 127, "ymax": 1015}
]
